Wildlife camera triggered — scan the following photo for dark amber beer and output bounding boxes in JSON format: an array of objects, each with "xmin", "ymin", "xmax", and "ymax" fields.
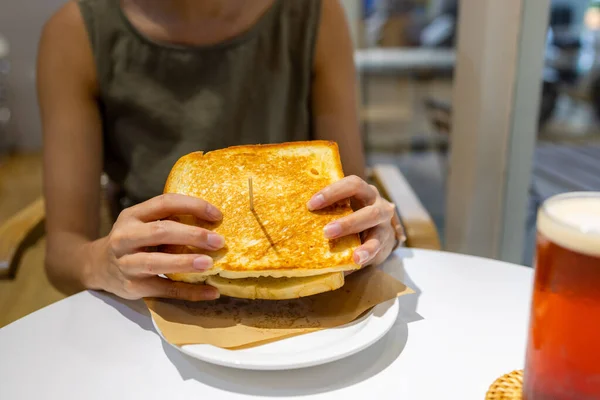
[{"xmin": 524, "ymin": 193, "xmax": 600, "ymax": 400}]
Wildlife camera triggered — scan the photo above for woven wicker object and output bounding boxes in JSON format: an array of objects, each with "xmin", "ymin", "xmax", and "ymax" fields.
[{"xmin": 485, "ymin": 370, "xmax": 524, "ymax": 400}]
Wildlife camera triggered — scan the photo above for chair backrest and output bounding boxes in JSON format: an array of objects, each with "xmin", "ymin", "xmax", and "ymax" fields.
[
  {"xmin": 368, "ymin": 165, "xmax": 441, "ymax": 250},
  {"xmin": 0, "ymin": 198, "xmax": 45, "ymax": 279}
]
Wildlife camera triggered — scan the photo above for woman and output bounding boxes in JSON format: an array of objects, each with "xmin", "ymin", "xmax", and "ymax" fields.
[{"xmin": 38, "ymin": 0, "xmax": 402, "ymax": 302}]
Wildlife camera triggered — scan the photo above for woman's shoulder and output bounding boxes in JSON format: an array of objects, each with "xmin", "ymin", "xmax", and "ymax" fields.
[
  {"xmin": 39, "ymin": 1, "xmax": 97, "ymax": 92},
  {"xmin": 41, "ymin": 2, "xmax": 92, "ymax": 61},
  {"xmin": 43, "ymin": 1, "xmax": 87, "ymax": 35}
]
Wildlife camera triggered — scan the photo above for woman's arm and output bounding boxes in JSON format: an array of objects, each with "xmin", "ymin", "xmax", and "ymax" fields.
[
  {"xmin": 311, "ymin": 0, "xmax": 366, "ymax": 179},
  {"xmin": 38, "ymin": 2, "xmax": 104, "ymax": 294}
]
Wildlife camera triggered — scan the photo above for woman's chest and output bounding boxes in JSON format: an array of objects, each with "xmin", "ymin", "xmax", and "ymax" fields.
[{"xmin": 99, "ymin": 43, "xmax": 313, "ymax": 151}]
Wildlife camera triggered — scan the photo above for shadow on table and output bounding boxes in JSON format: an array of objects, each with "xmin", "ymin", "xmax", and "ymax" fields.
[
  {"xmin": 383, "ymin": 249, "xmax": 423, "ymax": 324},
  {"xmin": 89, "ymin": 291, "xmax": 157, "ymax": 333},
  {"xmin": 161, "ymin": 321, "xmax": 409, "ymax": 397}
]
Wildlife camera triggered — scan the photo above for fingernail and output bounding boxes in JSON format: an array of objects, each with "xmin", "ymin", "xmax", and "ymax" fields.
[
  {"xmin": 193, "ymin": 256, "xmax": 212, "ymax": 271},
  {"xmin": 207, "ymin": 233, "xmax": 225, "ymax": 249},
  {"xmin": 307, "ymin": 194, "xmax": 325, "ymax": 211},
  {"xmin": 206, "ymin": 204, "xmax": 222, "ymax": 220},
  {"xmin": 205, "ymin": 287, "xmax": 220, "ymax": 300},
  {"xmin": 355, "ymin": 250, "xmax": 370, "ymax": 265},
  {"xmin": 324, "ymin": 222, "xmax": 342, "ymax": 239}
]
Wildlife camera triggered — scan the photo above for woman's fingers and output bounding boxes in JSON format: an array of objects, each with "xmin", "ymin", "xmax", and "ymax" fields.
[
  {"xmin": 306, "ymin": 174, "xmax": 398, "ymax": 269},
  {"xmin": 307, "ymin": 176, "xmax": 377, "ymax": 211},
  {"xmin": 113, "ymin": 219, "xmax": 225, "ymax": 253},
  {"xmin": 323, "ymin": 202, "xmax": 395, "ymax": 239},
  {"xmin": 119, "ymin": 252, "xmax": 214, "ymax": 276},
  {"xmin": 127, "ymin": 193, "xmax": 222, "ymax": 223},
  {"xmin": 140, "ymin": 277, "xmax": 220, "ymax": 301},
  {"xmin": 353, "ymin": 225, "xmax": 392, "ymax": 266}
]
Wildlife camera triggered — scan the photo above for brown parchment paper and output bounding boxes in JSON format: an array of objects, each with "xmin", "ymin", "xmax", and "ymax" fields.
[{"xmin": 145, "ymin": 266, "xmax": 413, "ymax": 349}]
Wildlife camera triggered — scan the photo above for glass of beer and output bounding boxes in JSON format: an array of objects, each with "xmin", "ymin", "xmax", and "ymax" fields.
[{"xmin": 523, "ymin": 192, "xmax": 600, "ymax": 400}]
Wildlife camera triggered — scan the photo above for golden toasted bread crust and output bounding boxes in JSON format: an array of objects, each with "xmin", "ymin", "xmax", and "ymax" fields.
[{"xmin": 162, "ymin": 141, "xmax": 361, "ymax": 279}]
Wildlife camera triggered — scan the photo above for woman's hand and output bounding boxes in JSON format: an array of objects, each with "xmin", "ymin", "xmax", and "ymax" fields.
[
  {"xmin": 86, "ymin": 194, "xmax": 224, "ymax": 301},
  {"xmin": 307, "ymin": 176, "xmax": 398, "ymax": 267}
]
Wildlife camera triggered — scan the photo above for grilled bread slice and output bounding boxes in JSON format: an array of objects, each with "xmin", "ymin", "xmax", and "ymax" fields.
[
  {"xmin": 162, "ymin": 141, "xmax": 361, "ymax": 287},
  {"xmin": 205, "ymin": 272, "xmax": 345, "ymax": 300}
]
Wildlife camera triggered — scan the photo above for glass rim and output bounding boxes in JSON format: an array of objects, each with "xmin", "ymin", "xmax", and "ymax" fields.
[{"xmin": 540, "ymin": 191, "xmax": 600, "ymax": 236}]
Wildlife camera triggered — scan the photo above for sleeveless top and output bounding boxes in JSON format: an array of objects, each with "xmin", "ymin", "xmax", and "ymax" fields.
[{"xmin": 78, "ymin": 0, "xmax": 321, "ymax": 206}]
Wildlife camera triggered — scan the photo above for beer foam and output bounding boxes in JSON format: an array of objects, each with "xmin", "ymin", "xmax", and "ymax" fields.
[{"xmin": 538, "ymin": 193, "xmax": 600, "ymax": 257}]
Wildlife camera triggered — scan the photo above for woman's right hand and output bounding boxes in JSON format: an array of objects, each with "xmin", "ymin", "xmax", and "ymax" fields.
[{"xmin": 86, "ymin": 194, "xmax": 224, "ymax": 301}]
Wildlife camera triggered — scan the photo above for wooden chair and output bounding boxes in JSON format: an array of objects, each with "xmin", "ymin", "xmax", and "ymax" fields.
[{"xmin": 0, "ymin": 198, "xmax": 45, "ymax": 280}]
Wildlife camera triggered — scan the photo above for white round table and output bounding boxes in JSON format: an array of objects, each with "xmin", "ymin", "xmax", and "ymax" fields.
[{"xmin": 0, "ymin": 249, "xmax": 533, "ymax": 400}]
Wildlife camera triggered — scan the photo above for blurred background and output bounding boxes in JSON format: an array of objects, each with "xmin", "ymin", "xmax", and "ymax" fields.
[
  {"xmin": 351, "ymin": 0, "xmax": 600, "ymax": 265},
  {"xmin": 0, "ymin": 0, "xmax": 599, "ymax": 325}
]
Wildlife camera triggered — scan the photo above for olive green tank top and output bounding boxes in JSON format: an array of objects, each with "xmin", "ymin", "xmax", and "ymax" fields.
[{"xmin": 78, "ymin": 0, "xmax": 321, "ymax": 205}]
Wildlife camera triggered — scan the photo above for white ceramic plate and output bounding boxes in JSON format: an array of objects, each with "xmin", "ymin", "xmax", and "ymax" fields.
[{"xmin": 152, "ymin": 297, "xmax": 399, "ymax": 371}]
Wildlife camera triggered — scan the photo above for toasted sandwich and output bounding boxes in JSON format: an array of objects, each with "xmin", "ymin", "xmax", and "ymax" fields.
[{"xmin": 161, "ymin": 141, "xmax": 361, "ymax": 299}]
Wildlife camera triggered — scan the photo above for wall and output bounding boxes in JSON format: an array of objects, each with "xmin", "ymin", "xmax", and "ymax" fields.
[{"xmin": 0, "ymin": 0, "xmax": 66, "ymax": 151}]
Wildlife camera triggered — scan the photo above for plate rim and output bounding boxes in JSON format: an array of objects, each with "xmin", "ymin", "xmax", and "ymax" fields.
[{"xmin": 152, "ymin": 297, "xmax": 400, "ymax": 371}]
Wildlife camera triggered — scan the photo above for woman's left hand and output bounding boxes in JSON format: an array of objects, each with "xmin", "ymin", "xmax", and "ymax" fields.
[{"xmin": 307, "ymin": 175, "xmax": 399, "ymax": 268}]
